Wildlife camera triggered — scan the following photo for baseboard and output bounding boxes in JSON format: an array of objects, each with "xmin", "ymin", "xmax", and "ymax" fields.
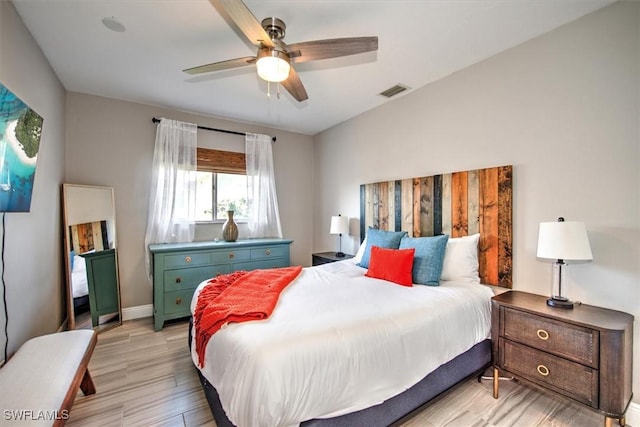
[
  {"xmin": 627, "ymin": 401, "xmax": 640, "ymax": 426},
  {"xmin": 122, "ymin": 304, "xmax": 153, "ymax": 321}
]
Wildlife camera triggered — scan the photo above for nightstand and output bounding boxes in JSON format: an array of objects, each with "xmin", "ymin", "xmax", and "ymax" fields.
[
  {"xmin": 491, "ymin": 291, "xmax": 633, "ymax": 427},
  {"xmin": 312, "ymin": 251, "xmax": 354, "ymax": 266}
]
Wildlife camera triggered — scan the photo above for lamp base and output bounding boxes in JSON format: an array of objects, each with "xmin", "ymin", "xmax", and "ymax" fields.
[
  {"xmin": 335, "ymin": 252, "xmax": 346, "ymax": 258},
  {"xmin": 546, "ymin": 296, "xmax": 574, "ymax": 309}
]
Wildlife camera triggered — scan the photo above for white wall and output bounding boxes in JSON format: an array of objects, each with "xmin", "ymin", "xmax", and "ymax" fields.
[
  {"xmin": 314, "ymin": 1, "xmax": 640, "ymax": 405},
  {"xmin": 0, "ymin": 2, "xmax": 67, "ymax": 354},
  {"xmin": 65, "ymin": 93, "xmax": 314, "ymax": 309}
]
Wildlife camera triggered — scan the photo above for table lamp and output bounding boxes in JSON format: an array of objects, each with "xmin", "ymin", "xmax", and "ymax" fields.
[
  {"xmin": 536, "ymin": 217, "xmax": 593, "ymax": 308},
  {"xmin": 330, "ymin": 215, "xmax": 349, "ymax": 257}
]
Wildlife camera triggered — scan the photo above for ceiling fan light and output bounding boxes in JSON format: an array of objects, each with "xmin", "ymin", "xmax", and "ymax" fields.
[{"xmin": 256, "ymin": 49, "xmax": 290, "ymax": 83}]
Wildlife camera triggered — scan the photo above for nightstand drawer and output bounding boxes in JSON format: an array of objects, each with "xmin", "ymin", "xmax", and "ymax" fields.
[
  {"xmin": 502, "ymin": 307, "xmax": 598, "ymax": 368},
  {"xmin": 164, "ymin": 265, "xmax": 231, "ymax": 292},
  {"xmin": 500, "ymin": 338, "xmax": 598, "ymax": 408}
]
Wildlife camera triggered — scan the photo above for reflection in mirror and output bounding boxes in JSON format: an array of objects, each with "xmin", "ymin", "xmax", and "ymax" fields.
[{"xmin": 63, "ymin": 184, "xmax": 121, "ymax": 332}]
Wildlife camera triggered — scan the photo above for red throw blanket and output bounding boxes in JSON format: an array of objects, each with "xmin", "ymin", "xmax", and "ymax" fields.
[{"xmin": 193, "ymin": 266, "xmax": 302, "ymax": 367}]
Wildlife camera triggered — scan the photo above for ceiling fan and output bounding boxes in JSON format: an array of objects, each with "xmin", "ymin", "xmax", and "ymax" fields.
[{"xmin": 183, "ymin": 0, "xmax": 379, "ymax": 102}]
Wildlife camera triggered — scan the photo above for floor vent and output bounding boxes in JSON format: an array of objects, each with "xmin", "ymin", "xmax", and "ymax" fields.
[{"xmin": 379, "ymin": 84, "xmax": 409, "ymax": 98}]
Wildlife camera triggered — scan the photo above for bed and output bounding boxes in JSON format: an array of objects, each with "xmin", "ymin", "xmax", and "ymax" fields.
[
  {"xmin": 71, "ymin": 251, "xmax": 90, "ymax": 312},
  {"xmin": 190, "ymin": 165, "xmax": 513, "ymax": 427}
]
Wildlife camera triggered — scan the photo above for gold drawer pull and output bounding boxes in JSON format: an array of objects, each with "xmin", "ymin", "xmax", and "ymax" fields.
[
  {"xmin": 175, "ymin": 277, "xmax": 182, "ymax": 283},
  {"xmin": 185, "ymin": 256, "xmax": 192, "ymax": 263},
  {"xmin": 265, "ymin": 249, "xmax": 271, "ymax": 256},
  {"xmin": 175, "ymin": 297, "xmax": 182, "ymax": 305},
  {"xmin": 536, "ymin": 364, "xmax": 550, "ymax": 376},
  {"xmin": 536, "ymin": 329, "xmax": 549, "ymax": 340},
  {"xmin": 228, "ymin": 252, "xmax": 234, "ymax": 259}
]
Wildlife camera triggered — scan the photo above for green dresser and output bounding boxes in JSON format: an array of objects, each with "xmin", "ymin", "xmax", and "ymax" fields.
[{"xmin": 149, "ymin": 238, "xmax": 293, "ymax": 331}]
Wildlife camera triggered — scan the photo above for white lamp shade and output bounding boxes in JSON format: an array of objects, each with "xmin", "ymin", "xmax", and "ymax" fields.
[
  {"xmin": 256, "ymin": 49, "xmax": 291, "ymax": 83},
  {"xmin": 330, "ymin": 216, "xmax": 349, "ymax": 235},
  {"xmin": 537, "ymin": 221, "xmax": 593, "ymax": 261}
]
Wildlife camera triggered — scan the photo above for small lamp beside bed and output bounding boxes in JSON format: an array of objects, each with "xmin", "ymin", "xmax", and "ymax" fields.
[
  {"xmin": 537, "ymin": 217, "xmax": 593, "ymax": 309},
  {"xmin": 330, "ymin": 215, "xmax": 349, "ymax": 257}
]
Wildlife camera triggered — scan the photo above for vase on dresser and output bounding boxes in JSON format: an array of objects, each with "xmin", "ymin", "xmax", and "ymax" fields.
[{"xmin": 222, "ymin": 210, "xmax": 239, "ymax": 242}]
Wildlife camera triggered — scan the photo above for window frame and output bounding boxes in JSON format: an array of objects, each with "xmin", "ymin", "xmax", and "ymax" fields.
[{"xmin": 196, "ymin": 148, "xmax": 248, "ymax": 223}]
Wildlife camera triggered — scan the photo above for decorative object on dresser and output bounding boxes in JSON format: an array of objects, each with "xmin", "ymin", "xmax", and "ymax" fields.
[
  {"xmin": 537, "ymin": 217, "xmax": 593, "ymax": 308},
  {"xmin": 221, "ymin": 209, "xmax": 239, "ymax": 242},
  {"xmin": 491, "ymin": 290, "xmax": 633, "ymax": 427},
  {"xmin": 312, "ymin": 251, "xmax": 354, "ymax": 266},
  {"xmin": 149, "ymin": 238, "xmax": 292, "ymax": 331},
  {"xmin": 329, "ymin": 214, "xmax": 349, "ymax": 257}
]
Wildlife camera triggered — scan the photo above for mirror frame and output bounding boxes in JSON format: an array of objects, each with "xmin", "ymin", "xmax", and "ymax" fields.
[{"xmin": 62, "ymin": 183, "xmax": 122, "ymax": 332}]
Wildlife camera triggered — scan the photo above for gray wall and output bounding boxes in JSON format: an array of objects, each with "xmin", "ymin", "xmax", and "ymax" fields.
[
  {"xmin": 65, "ymin": 93, "xmax": 314, "ymax": 310},
  {"xmin": 313, "ymin": 1, "xmax": 640, "ymax": 404},
  {"xmin": 0, "ymin": 1, "xmax": 67, "ymax": 355}
]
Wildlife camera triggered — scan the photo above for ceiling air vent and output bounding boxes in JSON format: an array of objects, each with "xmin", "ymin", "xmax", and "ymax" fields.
[{"xmin": 379, "ymin": 84, "xmax": 409, "ymax": 98}]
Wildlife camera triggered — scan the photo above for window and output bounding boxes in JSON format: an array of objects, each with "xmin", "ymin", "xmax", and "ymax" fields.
[
  {"xmin": 195, "ymin": 171, "xmax": 248, "ymax": 221},
  {"xmin": 195, "ymin": 147, "xmax": 248, "ymax": 222}
]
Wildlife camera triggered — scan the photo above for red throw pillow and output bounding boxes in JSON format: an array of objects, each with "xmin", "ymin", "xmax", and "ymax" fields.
[{"xmin": 365, "ymin": 246, "xmax": 415, "ymax": 286}]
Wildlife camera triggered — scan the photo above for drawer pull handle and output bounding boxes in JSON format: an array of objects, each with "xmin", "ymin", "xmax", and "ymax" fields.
[
  {"xmin": 265, "ymin": 249, "xmax": 271, "ymax": 256},
  {"xmin": 229, "ymin": 252, "xmax": 234, "ymax": 259},
  {"xmin": 536, "ymin": 364, "xmax": 550, "ymax": 376},
  {"xmin": 175, "ymin": 297, "xmax": 182, "ymax": 305},
  {"xmin": 536, "ymin": 329, "xmax": 549, "ymax": 340},
  {"xmin": 175, "ymin": 277, "xmax": 182, "ymax": 283},
  {"xmin": 185, "ymin": 256, "xmax": 192, "ymax": 263}
]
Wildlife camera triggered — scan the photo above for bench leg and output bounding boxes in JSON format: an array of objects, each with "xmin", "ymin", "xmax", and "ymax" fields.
[{"xmin": 80, "ymin": 369, "xmax": 96, "ymax": 396}]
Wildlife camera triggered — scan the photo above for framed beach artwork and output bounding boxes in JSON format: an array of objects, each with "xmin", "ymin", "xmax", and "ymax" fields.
[{"xmin": 0, "ymin": 83, "xmax": 43, "ymax": 212}]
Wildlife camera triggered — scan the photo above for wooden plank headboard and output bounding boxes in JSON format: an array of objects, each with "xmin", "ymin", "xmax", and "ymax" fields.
[{"xmin": 359, "ymin": 165, "xmax": 512, "ymax": 288}]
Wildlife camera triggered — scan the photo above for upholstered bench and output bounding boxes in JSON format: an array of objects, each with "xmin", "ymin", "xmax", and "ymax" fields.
[{"xmin": 0, "ymin": 329, "xmax": 97, "ymax": 426}]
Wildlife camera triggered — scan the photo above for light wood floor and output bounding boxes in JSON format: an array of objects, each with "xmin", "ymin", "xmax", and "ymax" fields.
[{"xmin": 67, "ymin": 318, "xmax": 608, "ymax": 427}]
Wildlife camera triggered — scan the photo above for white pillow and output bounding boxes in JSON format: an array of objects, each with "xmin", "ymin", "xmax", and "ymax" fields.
[
  {"xmin": 353, "ymin": 236, "xmax": 367, "ymax": 264},
  {"xmin": 440, "ymin": 233, "xmax": 480, "ymax": 283}
]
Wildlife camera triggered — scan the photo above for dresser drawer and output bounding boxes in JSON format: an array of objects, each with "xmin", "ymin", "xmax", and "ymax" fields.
[
  {"xmin": 211, "ymin": 249, "xmax": 251, "ymax": 264},
  {"xmin": 251, "ymin": 246, "xmax": 288, "ymax": 260},
  {"xmin": 234, "ymin": 258, "xmax": 289, "ymax": 271},
  {"xmin": 500, "ymin": 338, "xmax": 598, "ymax": 408},
  {"xmin": 164, "ymin": 265, "xmax": 231, "ymax": 292},
  {"xmin": 502, "ymin": 307, "xmax": 598, "ymax": 367},
  {"xmin": 163, "ymin": 289, "xmax": 194, "ymax": 315},
  {"xmin": 164, "ymin": 251, "xmax": 210, "ymax": 268}
]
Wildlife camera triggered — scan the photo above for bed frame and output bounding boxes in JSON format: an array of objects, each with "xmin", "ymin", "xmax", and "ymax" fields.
[{"xmin": 195, "ymin": 165, "xmax": 513, "ymax": 426}]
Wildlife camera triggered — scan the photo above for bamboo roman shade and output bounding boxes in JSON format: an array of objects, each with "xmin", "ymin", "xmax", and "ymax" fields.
[{"xmin": 196, "ymin": 147, "xmax": 246, "ymax": 174}]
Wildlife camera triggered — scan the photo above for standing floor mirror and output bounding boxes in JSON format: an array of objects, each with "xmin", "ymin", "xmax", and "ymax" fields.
[{"xmin": 63, "ymin": 183, "xmax": 121, "ymax": 332}]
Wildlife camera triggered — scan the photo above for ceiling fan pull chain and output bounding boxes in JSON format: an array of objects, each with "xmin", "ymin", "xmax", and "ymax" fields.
[
  {"xmin": 277, "ymin": 82, "xmax": 281, "ymax": 99},
  {"xmin": 267, "ymin": 81, "xmax": 271, "ymax": 99}
]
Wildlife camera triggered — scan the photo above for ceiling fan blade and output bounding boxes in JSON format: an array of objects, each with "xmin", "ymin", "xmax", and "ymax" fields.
[
  {"xmin": 281, "ymin": 67, "xmax": 308, "ymax": 102},
  {"xmin": 183, "ymin": 56, "xmax": 256, "ymax": 75},
  {"xmin": 209, "ymin": 0, "xmax": 274, "ymax": 49},
  {"xmin": 287, "ymin": 37, "xmax": 378, "ymax": 63}
]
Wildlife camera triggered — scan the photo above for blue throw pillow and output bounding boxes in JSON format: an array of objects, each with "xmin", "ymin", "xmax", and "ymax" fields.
[
  {"xmin": 358, "ymin": 228, "xmax": 408, "ymax": 268},
  {"xmin": 399, "ymin": 235, "xmax": 449, "ymax": 286}
]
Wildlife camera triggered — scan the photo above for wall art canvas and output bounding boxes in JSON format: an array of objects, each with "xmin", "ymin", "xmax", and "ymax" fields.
[{"xmin": 0, "ymin": 83, "xmax": 43, "ymax": 212}]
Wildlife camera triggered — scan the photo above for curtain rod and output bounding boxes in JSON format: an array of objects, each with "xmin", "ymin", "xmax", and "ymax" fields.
[{"xmin": 151, "ymin": 117, "xmax": 276, "ymax": 143}]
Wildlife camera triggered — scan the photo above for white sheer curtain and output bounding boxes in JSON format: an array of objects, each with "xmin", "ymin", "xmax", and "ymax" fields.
[
  {"xmin": 246, "ymin": 133, "xmax": 283, "ymax": 238},
  {"xmin": 144, "ymin": 118, "xmax": 198, "ymax": 280}
]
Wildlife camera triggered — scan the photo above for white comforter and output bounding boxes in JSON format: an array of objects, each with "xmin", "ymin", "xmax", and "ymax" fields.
[{"xmin": 190, "ymin": 260, "xmax": 493, "ymax": 427}]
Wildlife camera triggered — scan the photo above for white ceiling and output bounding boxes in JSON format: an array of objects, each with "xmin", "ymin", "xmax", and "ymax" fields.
[{"xmin": 12, "ymin": 0, "xmax": 615, "ymax": 136}]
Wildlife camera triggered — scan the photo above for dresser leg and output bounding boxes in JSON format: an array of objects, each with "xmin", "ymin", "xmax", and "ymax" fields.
[
  {"xmin": 604, "ymin": 416, "xmax": 625, "ymax": 427},
  {"xmin": 493, "ymin": 367, "xmax": 499, "ymax": 399}
]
